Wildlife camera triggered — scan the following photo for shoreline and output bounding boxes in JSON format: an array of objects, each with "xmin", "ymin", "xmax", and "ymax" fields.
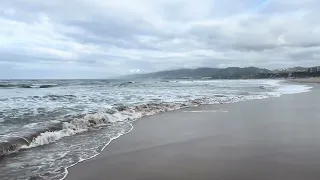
[
  {"xmin": 1, "ymin": 80, "xmax": 311, "ymax": 180},
  {"xmin": 289, "ymin": 77, "xmax": 320, "ymax": 84},
  {"xmin": 61, "ymin": 123, "xmax": 134, "ymax": 180},
  {"xmin": 66, "ymin": 83, "xmax": 320, "ymax": 180}
]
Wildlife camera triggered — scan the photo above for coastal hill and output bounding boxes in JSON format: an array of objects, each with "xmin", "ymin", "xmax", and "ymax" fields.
[
  {"xmin": 124, "ymin": 67, "xmax": 271, "ymax": 79},
  {"xmin": 123, "ymin": 66, "xmax": 320, "ymax": 79}
]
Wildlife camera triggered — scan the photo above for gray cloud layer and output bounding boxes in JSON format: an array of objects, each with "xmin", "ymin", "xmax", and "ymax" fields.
[{"xmin": 1, "ymin": 0, "xmax": 320, "ymax": 78}]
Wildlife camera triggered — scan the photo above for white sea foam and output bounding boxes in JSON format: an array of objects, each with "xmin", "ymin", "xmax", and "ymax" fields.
[
  {"xmin": 23, "ymin": 104, "xmax": 178, "ymax": 149},
  {"xmin": 61, "ymin": 123, "xmax": 134, "ymax": 180},
  {"xmin": 276, "ymin": 84, "xmax": 312, "ymax": 94},
  {"xmin": 0, "ymin": 79, "xmax": 314, "ymax": 180},
  {"xmin": 27, "ymin": 129, "xmax": 80, "ymax": 148},
  {"xmin": 26, "ymin": 112, "xmax": 120, "ymax": 148},
  {"xmin": 24, "ymin": 85, "xmax": 304, "ymax": 149},
  {"xmin": 23, "ymin": 123, "xmax": 39, "ymax": 128}
]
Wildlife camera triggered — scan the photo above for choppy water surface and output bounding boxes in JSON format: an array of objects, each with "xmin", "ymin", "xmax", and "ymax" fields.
[{"xmin": 0, "ymin": 79, "xmax": 312, "ymax": 180}]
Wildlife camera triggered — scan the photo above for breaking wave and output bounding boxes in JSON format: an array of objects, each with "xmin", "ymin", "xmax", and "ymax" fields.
[
  {"xmin": 0, "ymin": 80, "xmax": 314, "ymax": 180},
  {"xmin": 1, "ymin": 82, "xmax": 312, "ymax": 158},
  {"xmin": 0, "ymin": 83, "xmax": 58, "ymax": 89},
  {"xmin": 0, "ymin": 102, "xmax": 186, "ymax": 157},
  {"xmin": 115, "ymin": 81, "xmax": 138, "ymax": 87},
  {"xmin": 0, "ymin": 94, "xmax": 251, "ymax": 158}
]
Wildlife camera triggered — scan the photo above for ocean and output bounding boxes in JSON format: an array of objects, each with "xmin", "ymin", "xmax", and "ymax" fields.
[{"xmin": 0, "ymin": 79, "xmax": 312, "ymax": 180}]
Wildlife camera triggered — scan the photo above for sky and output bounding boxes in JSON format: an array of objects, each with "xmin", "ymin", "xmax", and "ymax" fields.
[{"xmin": 1, "ymin": 0, "xmax": 320, "ymax": 79}]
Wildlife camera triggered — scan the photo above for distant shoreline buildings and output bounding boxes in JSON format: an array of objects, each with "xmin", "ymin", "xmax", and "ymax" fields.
[
  {"xmin": 255, "ymin": 66, "xmax": 320, "ymax": 79},
  {"xmin": 307, "ymin": 66, "xmax": 320, "ymax": 73},
  {"xmin": 124, "ymin": 66, "xmax": 320, "ymax": 80}
]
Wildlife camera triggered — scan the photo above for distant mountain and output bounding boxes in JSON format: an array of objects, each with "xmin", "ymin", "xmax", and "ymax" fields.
[{"xmin": 123, "ymin": 67, "xmax": 272, "ymax": 79}]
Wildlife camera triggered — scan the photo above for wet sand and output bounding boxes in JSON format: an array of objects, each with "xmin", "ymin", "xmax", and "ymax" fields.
[{"xmin": 67, "ymin": 84, "xmax": 320, "ymax": 180}]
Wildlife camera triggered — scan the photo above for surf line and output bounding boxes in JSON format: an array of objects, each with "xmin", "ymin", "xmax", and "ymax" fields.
[{"xmin": 183, "ymin": 109, "xmax": 228, "ymax": 113}]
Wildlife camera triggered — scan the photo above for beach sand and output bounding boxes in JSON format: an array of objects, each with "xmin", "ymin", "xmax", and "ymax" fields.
[
  {"xmin": 66, "ymin": 84, "xmax": 320, "ymax": 180},
  {"xmin": 290, "ymin": 77, "xmax": 320, "ymax": 84}
]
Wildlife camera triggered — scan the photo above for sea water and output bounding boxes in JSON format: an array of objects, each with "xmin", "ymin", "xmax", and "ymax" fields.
[{"xmin": 0, "ymin": 79, "xmax": 312, "ymax": 180}]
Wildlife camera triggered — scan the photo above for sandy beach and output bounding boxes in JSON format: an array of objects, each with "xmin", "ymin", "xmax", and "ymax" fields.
[
  {"xmin": 290, "ymin": 77, "xmax": 320, "ymax": 84},
  {"xmin": 66, "ymin": 83, "xmax": 320, "ymax": 180}
]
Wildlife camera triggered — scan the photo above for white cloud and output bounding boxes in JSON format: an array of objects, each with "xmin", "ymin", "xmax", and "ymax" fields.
[{"xmin": 0, "ymin": 0, "xmax": 320, "ymax": 78}]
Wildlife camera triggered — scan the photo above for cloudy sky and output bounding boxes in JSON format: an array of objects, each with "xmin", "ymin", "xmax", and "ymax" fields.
[{"xmin": 1, "ymin": 0, "xmax": 320, "ymax": 78}]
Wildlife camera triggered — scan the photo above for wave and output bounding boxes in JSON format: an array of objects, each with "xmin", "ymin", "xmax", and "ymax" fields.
[
  {"xmin": 0, "ymin": 100, "xmax": 202, "ymax": 157},
  {"xmin": 0, "ymin": 82, "xmax": 311, "ymax": 158},
  {"xmin": 38, "ymin": 84, "xmax": 58, "ymax": 88},
  {"xmin": 42, "ymin": 94, "xmax": 77, "ymax": 101},
  {"xmin": 0, "ymin": 83, "xmax": 58, "ymax": 89},
  {"xmin": 0, "ymin": 125, "xmax": 62, "ymax": 157},
  {"xmin": 0, "ymin": 84, "xmax": 33, "ymax": 88},
  {"xmin": 0, "ymin": 138, "xmax": 29, "ymax": 157},
  {"xmin": 0, "ymin": 96, "xmax": 247, "ymax": 157},
  {"xmin": 116, "ymin": 81, "xmax": 138, "ymax": 87}
]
